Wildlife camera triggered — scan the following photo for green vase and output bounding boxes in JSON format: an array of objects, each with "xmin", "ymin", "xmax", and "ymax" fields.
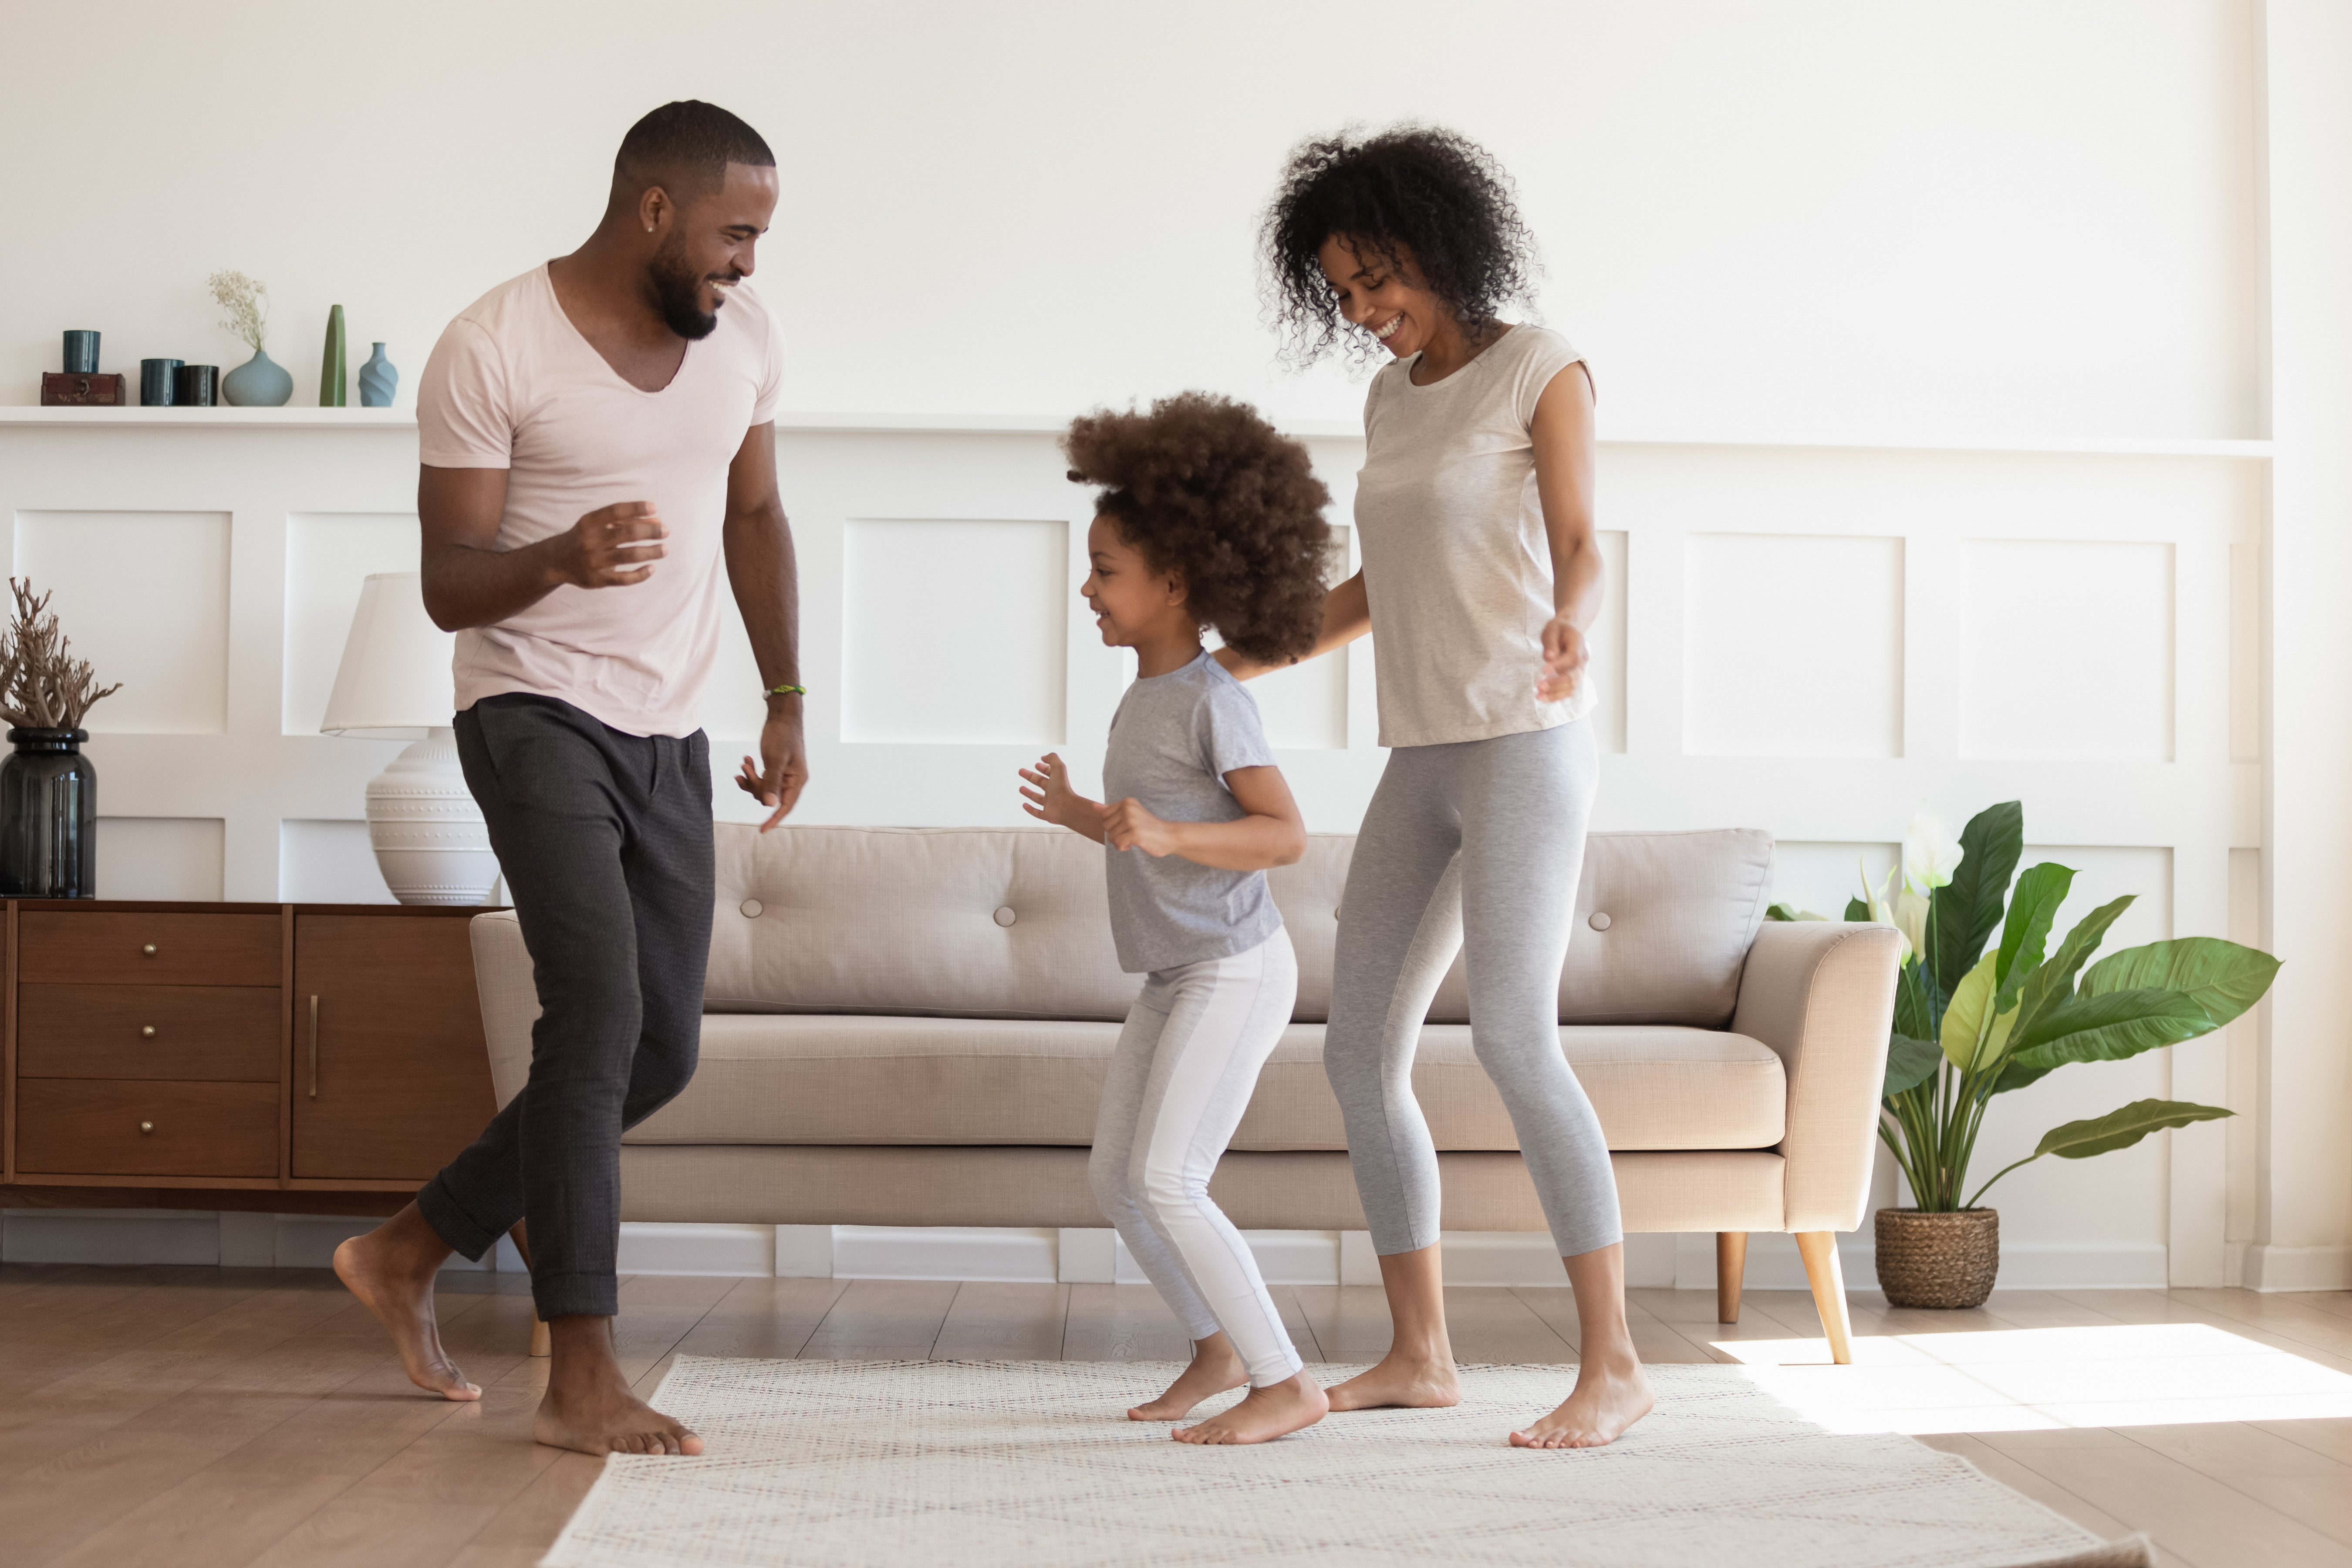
[{"xmin": 319, "ymin": 303, "xmax": 348, "ymax": 408}]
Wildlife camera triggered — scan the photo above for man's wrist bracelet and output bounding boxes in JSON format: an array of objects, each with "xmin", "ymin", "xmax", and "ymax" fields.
[{"xmin": 764, "ymin": 684, "xmax": 807, "ymax": 699}]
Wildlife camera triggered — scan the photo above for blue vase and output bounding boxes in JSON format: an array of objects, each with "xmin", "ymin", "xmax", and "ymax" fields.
[
  {"xmin": 358, "ymin": 342, "xmax": 398, "ymax": 408},
  {"xmin": 222, "ymin": 348, "xmax": 294, "ymax": 407}
]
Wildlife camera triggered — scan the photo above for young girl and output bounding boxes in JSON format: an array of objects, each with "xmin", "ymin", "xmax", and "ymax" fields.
[{"xmin": 1019, "ymin": 391, "xmax": 1333, "ymax": 1446}]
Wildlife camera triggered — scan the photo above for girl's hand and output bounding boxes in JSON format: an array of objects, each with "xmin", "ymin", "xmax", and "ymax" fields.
[
  {"xmin": 1019, "ymin": 753, "xmax": 1103, "ymax": 838},
  {"xmin": 1101, "ymin": 797, "xmax": 1179, "ymax": 857},
  {"xmin": 1538, "ymin": 614, "xmax": 1589, "ymax": 704}
]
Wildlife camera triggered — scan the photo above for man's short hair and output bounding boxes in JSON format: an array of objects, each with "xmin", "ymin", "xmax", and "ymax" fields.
[{"xmin": 614, "ymin": 101, "xmax": 774, "ymax": 200}]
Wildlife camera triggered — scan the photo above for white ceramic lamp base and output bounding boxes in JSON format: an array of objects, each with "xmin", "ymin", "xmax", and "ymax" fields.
[{"xmin": 365, "ymin": 728, "xmax": 501, "ymax": 906}]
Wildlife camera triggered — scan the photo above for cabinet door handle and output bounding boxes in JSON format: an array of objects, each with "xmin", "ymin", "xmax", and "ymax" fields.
[{"xmin": 308, "ymin": 995, "xmax": 320, "ymax": 1099}]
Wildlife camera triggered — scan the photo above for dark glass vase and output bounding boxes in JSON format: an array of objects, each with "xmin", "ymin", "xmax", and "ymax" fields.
[{"xmin": 1, "ymin": 728, "xmax": 96, "ymax": 899}]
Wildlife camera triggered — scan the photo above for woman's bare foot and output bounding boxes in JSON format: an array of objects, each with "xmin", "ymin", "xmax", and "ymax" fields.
[
  {"xmin": 1174, "ymin": 1372, "xmax": 1329, "ymax": 1445},
  {"xmin": 537, "ymin": 1315, "xmax": 704, "ymax": 1456},
  {"xmin": 1508, "ymin": 1353, "xmax": 1653, "ymax": 1448},
  {"xmin": 331, "ymin": 1205, "xmax": 479, "ymax": 1401},
  {"xmin": 1129, "ymin": 1335, "xmax": 1248, "ymax": 1421},
  {"xmin": 1325, "ymin": 1353, "xmax": 1463, "ymax": 1412}
]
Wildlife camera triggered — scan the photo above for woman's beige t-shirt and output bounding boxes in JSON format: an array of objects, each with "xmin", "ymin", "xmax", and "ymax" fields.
[
  {"xmin": 417, "ymin": 264, "xmax": 785, "ymax": 739},
  {"xmin": 1353, "ymin": 324, "xmax": 1595, "ymax": 748}
]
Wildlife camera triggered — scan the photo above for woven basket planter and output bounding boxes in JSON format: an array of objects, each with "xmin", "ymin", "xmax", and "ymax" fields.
[{"xmin": 1874, "ymin": 1207, "xmax": 2000, "ymax": 1308}]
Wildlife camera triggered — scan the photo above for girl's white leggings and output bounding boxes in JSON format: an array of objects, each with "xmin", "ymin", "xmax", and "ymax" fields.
[{"xmin": 1088, "ymin": 926, "xmax": 1303, "ymax": 1388}]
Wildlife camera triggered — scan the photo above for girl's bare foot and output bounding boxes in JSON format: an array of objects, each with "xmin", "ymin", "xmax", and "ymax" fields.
[
  {"xmin": 331, "ymin": 1207, "xmax": 479, "ymax": 1401},
  {"xmin": 536, "ymin": 1315, "xmax": 704, "ymax": 1456},
  {"xmin": 1128, "ymin": 1335, "xmax": 1248, "ymax": 1420},
  {"xmin": 1324, "ymin": 1353, "xmax": 1463, "ymax": 1412},
  {"xmin": 1174, "ymin": 1372, "xmax": 1328, "ymax": 1445},
  {"xmin": 1508, "ymin": 1354, "xmax": 1653, "ymax": 1448}
]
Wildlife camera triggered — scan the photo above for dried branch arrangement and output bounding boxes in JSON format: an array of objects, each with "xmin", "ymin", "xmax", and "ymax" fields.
[
  {"xmin": 1, "ymin": 578, "xmax": 121, "ymax": 730},
  {"xmin": 208, "ymin": 270, "xmax": 270, "ymax": 354}
]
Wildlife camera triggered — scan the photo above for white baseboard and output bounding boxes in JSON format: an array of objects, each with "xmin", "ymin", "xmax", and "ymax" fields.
[
  {"xmin": 2243, "ymin": 1244, "xmax": 2352, "ymax": 1292},
  {"xmin": 616, "ymin": 1222, "xmax": 774, "ymax": 1278},
  {"xmin": 0, "ymin": 1209, "xmax": 2191, "ymax": 1293}
]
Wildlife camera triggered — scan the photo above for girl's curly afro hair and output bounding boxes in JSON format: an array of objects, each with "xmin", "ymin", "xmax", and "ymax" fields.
[
  {"xmin": 1063, "ymin": 392, "xmax": 1333, "ymax": 667},
  {"xmin": 1261, "ymin": 123, "xmax": 1540, "ymax": 368}
]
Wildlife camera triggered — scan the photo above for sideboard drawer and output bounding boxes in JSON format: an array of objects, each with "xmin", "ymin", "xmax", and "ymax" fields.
[
  {"xmin": 21, "ymin": 912, "xmax": 281, "ymax": 987},
  {"xmin": 17, "ymin": 984, "xmax": 281, "ymax": 1080},
  {"xmin": 15, "ymin": 1080, "xmax": 278, "ymax": 1177}
]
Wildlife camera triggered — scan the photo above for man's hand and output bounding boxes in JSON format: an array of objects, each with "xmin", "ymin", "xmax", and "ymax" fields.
[
  {"xmin": 1538, "ymin": 614, "xmax": 1589, "ymax": 705},
  {"xmin": 551, "ymin": 501, "xmax": 668, "ymax": 589},
  {"xmin": 732, "ymin": 707, "xmax": 808, "ymax": 831},
  {"xmin": 1019, "ymin": 753, "xmax": 1105, "ymax": 841},
  {"xmin": 1101, "ymin": 797, "xmax": 1181, "ymax": 857}
]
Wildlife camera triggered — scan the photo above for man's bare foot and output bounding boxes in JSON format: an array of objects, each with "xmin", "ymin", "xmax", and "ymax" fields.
[
  {"xmin": 1509, "ymin": 1354, "xmax": 1653, "ymax": 1448},
  {"xmin": 1128, "ymin": 1337, "xmax": 1248, "ymax": 1421},
  {"xmin": 331, "ymin": 1206, "xmax": 479, "ymax": 1401},
  {"xmin": 535, "ymin": 1315, "xmax": 704, "ymax": 1457},
  {"xmin": 1174, "ymin": 1372, "xmax": 1328, "ymax": 1445},
  {"xmin": 1325, "ymin": 1353, "xmax": 1463, "ymax": 1412}
]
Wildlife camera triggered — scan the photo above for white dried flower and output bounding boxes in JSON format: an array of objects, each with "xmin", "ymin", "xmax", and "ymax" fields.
[{"xmin": 207, "ymin": 270, "xmax": 270, "ymax": 354}]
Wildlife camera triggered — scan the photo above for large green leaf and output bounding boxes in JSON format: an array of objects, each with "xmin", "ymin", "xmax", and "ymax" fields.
[
  {"xmin": 2079, "ymin": 939, "xmax": 2280, "ymax": 1032},
  {"xmin": 2034, "ymin": 1098, "xmax": 2234, "ymax": 1160},
  {"xmin": 1883, "ymin": 1034, "xmax": 1945, "ymax": 1097},
  {"xmin": 2008, "ymin": 986, "xmax": 2217, "ymax": 1069},
  {"xmin": 1940, "ymin": 953, "xmax": 1999, "ymax": 1070},
  {"xmin": 1892, "ymin": 961, "xmax": 1938, "ymax": 1042},
  {"xmin": 1930, "ymin": 800, "xmax": 2023, "ymax": 995},
  {"xmin": 2008, "ymin": 894, "xmax": 2136, "ymax": 1044},
  {"xmin": 1844, "ymin": 895, "xmax": 1871, "ymax": 923},
  {"xmin": 1990, "ymin": 1057, "xmax": 2054, "ymax": 1096},
  {"xmin": 1995, "ymin": 862, "xmax": 2075, "ymax": 1005}
]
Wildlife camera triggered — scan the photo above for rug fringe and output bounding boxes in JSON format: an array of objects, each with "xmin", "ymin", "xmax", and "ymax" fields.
[{"xmin": 2008, "ymin": 1534, "xmax": 2154, "ymax": 1568}]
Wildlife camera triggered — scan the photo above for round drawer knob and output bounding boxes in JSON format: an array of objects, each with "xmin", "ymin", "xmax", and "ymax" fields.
[
  {"xmin": 739, "ymin": 899, "xmax": 764, "ymax": 919},
  {"xmin": 138, "ymin": 1121, "xmax": 155, "ymax": 1134},
  {"xmin": 142, "ymin": 944, "xmax": 158, "ymax": 956},
  {"xmin": 140, "ymin": 1025, "xmax": 156, "ymax": 1039},
  {"xmin": 1589, "ymin": 911, "xmax": 1612, "ymax": 931},
  {"xmin": 993, "ymin": 906, "xmax": 1018, "ymax": 927}
]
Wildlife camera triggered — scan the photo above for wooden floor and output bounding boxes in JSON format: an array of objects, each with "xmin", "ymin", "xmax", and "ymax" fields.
[{"xmin": 4, "ymin": 1264, "xmax": 2351, "ymax": 1567}]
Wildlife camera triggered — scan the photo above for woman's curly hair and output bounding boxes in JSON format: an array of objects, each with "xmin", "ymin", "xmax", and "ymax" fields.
[
  {"xmin": 1063, "ymin": 392, "xmax": 1333, "ymax": 666},
  {"xmin": 1261, "ymin": 123, "xmax": 1540, "ymax": 368}
]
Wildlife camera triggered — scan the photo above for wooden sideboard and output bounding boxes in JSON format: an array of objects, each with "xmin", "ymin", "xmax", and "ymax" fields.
[{"xmin": 0, "ymin": 901, "xmax": 500, "ymax": 1218}]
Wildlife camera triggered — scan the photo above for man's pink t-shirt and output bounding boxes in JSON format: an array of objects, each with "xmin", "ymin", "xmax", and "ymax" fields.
[{"xmin": 416, "ymin": 264, "xmax": 785, "ymax": 738}]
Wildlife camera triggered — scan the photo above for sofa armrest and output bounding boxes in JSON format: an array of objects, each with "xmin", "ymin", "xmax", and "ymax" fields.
[
  {"xmin": 1729, "ymin": 922, "xmax": 1900, "ymax": 1234},
  {"xmin": 469, "ymin": 910, "xmax": 540, "ymax": 1113}
]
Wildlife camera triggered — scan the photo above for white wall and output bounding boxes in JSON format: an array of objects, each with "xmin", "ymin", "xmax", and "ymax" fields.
[{"xmin": 4, "ymin": 0, "xmax": 2344, "ymax": 1291}]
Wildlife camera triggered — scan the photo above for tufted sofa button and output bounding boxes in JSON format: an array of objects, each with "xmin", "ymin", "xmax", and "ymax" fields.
[
  {"xmin": 740, "ymin": 899, "xmax": 764, "ymax": 919},
  {"xmin": 1589, "ymin": 911, "xmax": 1612, "ymax": 931},
  {"xmin": 993, "ymin": 906, "xmax": 1018, "ymax": 927}
]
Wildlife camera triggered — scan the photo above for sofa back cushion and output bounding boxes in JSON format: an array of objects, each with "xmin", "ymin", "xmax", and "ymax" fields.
[{"xmin": 708, "ymin": 823, "xmax": 1772, "ymax": 1027}]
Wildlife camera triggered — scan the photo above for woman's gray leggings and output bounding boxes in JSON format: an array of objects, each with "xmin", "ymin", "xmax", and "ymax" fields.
[{"xmin": 1324, "ymin": 719, "xmax": 1621, "ymax": 1260}]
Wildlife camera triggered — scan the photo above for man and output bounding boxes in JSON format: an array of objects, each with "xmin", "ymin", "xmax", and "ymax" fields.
[{"xmin": 333, "ymin": 101, "xmax": 803, "ymax": 1457}]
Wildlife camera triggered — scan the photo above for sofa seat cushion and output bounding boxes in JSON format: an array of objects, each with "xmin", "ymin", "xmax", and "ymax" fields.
[{"xmin": 622, "ymin": 1016, "xmax": 1785, "ymax": 1153}]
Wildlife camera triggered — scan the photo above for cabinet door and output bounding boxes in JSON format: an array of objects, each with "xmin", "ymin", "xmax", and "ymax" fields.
[{"xmin": 292, "ymin": 915, "xmax": 497, "ymax": 1180}]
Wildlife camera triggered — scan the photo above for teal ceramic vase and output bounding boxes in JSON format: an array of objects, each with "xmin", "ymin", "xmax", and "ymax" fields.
[
  {"xmin": 222, "ymin": 348, "xmax": 294, "ymax": 407},
  {"xmin": 319, "ymin": 304, "xmax": 348, "ymax": 408},
  {"xmin": 358, "ymin": 342, "xmax": 398, "ymax": 408}
]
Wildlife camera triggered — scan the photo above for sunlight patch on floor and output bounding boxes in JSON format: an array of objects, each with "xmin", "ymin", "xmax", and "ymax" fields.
[{"xmin": 1709, "ymin": 1322, "xmax": 2352, "ymax": 1434}]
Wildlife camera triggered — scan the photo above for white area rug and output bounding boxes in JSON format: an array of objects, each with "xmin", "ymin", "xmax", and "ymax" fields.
[{"xmin": 545, "ymin": 1358, "xmax": 2151, "ymax": 1568}]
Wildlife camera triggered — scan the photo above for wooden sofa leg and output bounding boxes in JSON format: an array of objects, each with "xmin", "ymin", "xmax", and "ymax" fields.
[
  {"xmin": 1715, "ymin": 1232, "xmax": 1747, "ymax": 1323},
  {"xmin": 1794, "ymin": 1231, "xmax": 1854, "ymax": 1365},
  {"xmin": 510, "ymin": 1223, "xmax": 551, "ymax": 1359}
]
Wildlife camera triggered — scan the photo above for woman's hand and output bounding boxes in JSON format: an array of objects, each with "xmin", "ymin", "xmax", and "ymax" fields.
[
  {"xmin": 1101, "ymin": 796, "xmax": 1180, "ymax": 857},
  {"xmin": 1538, "ymin": 614, "xmax": 1589, "ymax": 704},
  {"xmin": 1019, "ymin": 753, "xmax": 1106, "ymax": 842}
]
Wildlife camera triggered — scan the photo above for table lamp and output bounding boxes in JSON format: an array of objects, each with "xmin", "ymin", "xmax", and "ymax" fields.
[{"xmin": 321, "ymin": 572, "xmax": 500, "ymax": 905}]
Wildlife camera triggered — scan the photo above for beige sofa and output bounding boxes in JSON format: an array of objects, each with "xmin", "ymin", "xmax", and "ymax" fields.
[{"xmin": 471, "ymin": 823, "xmax": 1899, "ymax": 1360}]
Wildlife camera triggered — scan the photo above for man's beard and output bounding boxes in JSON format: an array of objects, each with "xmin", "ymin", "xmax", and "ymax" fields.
[{"xmin": 650, "ymin": 241, "xmax": 728, "ymax": 340}]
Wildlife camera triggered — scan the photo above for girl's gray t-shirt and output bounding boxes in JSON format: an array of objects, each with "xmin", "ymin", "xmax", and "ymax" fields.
[{"xmin": 1101, "ymin": 649, "xmax": 1282, "ymax": 974}]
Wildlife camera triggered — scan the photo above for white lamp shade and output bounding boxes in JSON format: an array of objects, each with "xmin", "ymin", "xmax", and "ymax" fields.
[{"xmin": 321, "ymin": 573, "xmax": 458, "ymax": 735}]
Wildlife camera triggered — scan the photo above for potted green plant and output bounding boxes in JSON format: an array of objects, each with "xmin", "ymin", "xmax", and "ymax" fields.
[{"xmin": 1771, "ymin": 801, "xmax": 2279, "ymax": 1308}]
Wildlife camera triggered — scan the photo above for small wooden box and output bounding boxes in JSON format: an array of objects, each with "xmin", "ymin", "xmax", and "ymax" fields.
[{"xmin": 40, "ymin": 371, "xmax": 128, "ymax": 406}]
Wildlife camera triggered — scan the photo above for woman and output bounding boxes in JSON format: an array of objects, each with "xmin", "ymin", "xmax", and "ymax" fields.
[{"xmin": 1220, "ymin": 125, "xmax": 1652, "ymax": 1447}]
